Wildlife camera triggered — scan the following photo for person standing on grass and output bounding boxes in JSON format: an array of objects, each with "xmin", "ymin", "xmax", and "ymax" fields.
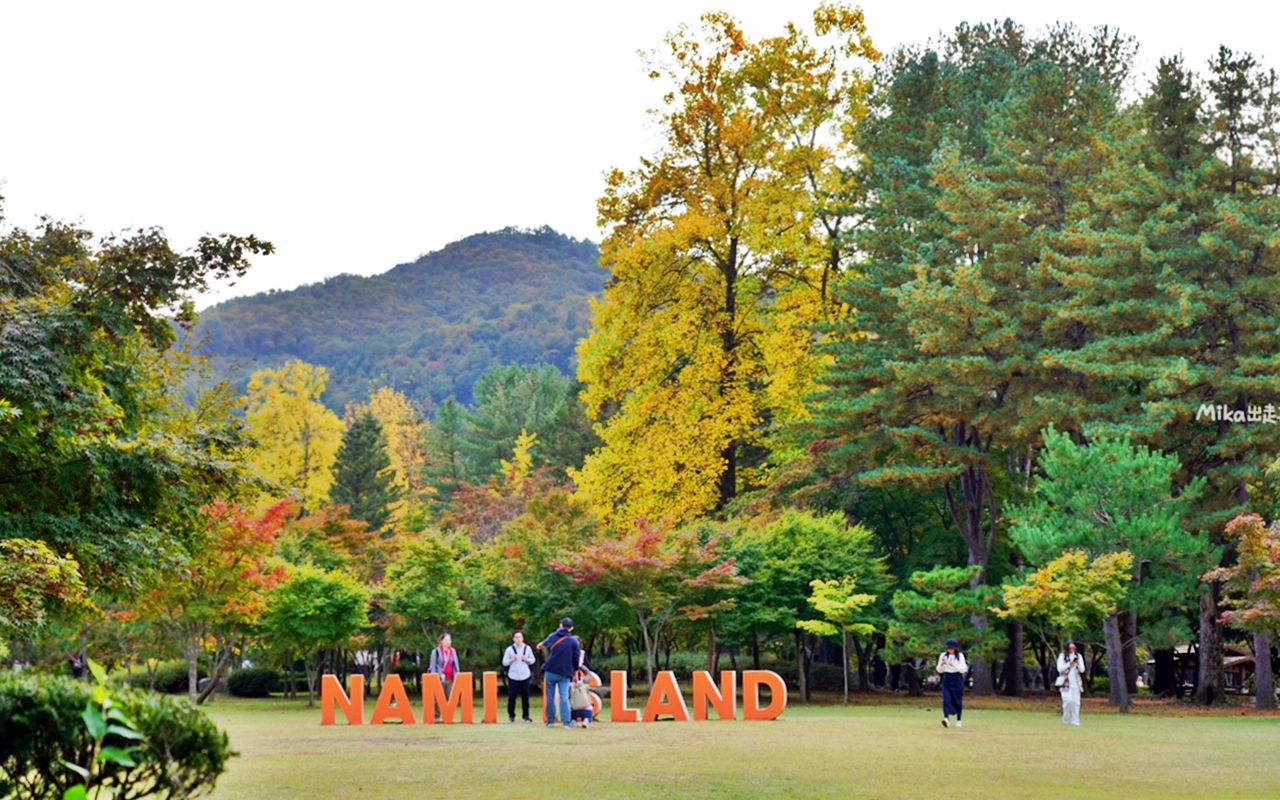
[
  {"xmin": 936, "ymin": 638, "xmax": 968, "ymax": 728},
  {"xmin": 537, "ymin": 617, "xmax": 580, "ymax": 729},
  {"xmin": 428, "ymin": 632, "xmax": 460, "ymax": 723},
  {"xmin": 1056, "ymin": 640, "xmax": 1086, "ymax": 726},
  {"xmin": 503, "ymin": 630, "xmax": 535, "ymax": 723}
]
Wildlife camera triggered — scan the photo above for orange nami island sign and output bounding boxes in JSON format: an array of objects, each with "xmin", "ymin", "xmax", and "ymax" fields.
[{"xmin": 320, "ymin": 670, "xmax": 787, "ymax": 725}]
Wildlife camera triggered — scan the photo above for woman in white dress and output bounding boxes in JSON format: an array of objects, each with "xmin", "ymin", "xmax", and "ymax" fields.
[{"xmin": 1056, "ymin": 640, "xmax": 1086, "ymax": 725}]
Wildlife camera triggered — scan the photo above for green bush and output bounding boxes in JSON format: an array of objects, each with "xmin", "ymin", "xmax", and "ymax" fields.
[
  {"xmin": 1090, "ymin": 676, "xmax": 1110, "ymax": 696},
  {"xmin": 150, "ymin": 660, "xmax": 205, "ymax": 694},
  {"xmin": 0, "ymin": 674, "xmax": 233, "ymax": 799},
  {"xmin": 227, "ymin": 668, "xmax": 276, "ymax": 698},
  {"xmin": 270, "ymin": 671, "xmax": 307, "ymax": 694}
]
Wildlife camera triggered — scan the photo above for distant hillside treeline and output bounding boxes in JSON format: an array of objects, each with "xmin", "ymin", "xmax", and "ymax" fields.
[{"xmin": 195, "ymin": 227, "xmax": 604, "ymax": 410}]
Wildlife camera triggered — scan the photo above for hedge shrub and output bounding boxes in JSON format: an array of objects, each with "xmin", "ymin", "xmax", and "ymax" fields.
[
  {"xmin": 227, "ymin": 668, "xmax": 275, "ymax": 698},
  {"xmin": 0, "ymin": 674, "xmax": 233, "ymax": 799},
  {"xmin": 150, "ymin": 660, "xmax": 205, "ymax": 694}
]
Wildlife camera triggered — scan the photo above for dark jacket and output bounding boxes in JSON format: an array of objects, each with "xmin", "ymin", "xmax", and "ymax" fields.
[{"xmin": 539, "ymin": 628, "xmax": 581, "ymax": 677}]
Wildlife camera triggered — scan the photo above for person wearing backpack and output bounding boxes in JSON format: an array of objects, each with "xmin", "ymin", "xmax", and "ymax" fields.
[
  {"xmin": 503, "ymin": 630, "xmax": 535, "ymax": 723},
  {"xmin": 537, "ymin": 618, "xmax": 580, "ymax": 729}
]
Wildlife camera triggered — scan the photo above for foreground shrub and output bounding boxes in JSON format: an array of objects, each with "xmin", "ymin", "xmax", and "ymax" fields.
[
  {"xmin": 227, "ymin": 668, "xmax": 275, "ymax": 698},
  {"xmin": 0, "ymin": 674, "xmax": 233, "ymax": 799}
]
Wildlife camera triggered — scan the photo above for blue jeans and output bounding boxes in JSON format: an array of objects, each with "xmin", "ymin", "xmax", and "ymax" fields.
[{"xmin": 543, "ymin": 671, "xmax": 571, "ymax": 724}]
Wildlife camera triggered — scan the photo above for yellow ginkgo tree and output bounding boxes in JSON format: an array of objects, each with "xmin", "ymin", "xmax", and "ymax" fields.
[
  {"xmin": 244, "ymin": 360, "xmax": 344, "ymax": 512},
  {"xmin": 796, "ymin": 576, "xmax": 877, "ymax": 705},
  {"xmin": 574, "ymin": 6, "xmax": 879, "ymax": 528}
]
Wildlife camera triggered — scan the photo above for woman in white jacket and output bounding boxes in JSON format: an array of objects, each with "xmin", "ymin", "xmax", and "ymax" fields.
[{"xmin": 1056, "ymin": 640, "xmax": 1085, "ymax": 726}]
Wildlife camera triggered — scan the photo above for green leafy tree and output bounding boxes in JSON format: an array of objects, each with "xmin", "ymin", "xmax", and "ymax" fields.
[
  {"xmin": 383, "ymin": 534, "xmax": 464, "ymax": 652},
  {"xmin": 885, "ymin": 566, "xmax": 1006, "ymax": 697},
  {"xmin": 481, "ymin": 485, "xmax": 622, "ymax": 649},
  {"xmin": 796, "ymin": 577, "xmax": 877, "ymax": 705},
  {"xmin": 1010, "ymin": 427, "xmax": 1212, "ymax": 713},
  {"xmin": 0, "ymin": 206, "xmax": 271, "ymax": 589},
  {"xmin": 996, "ymin": 549, "xmax": 1134, "ymax": 657},
  {"xmin": 728, "ymin": 511, "xmax": 889, "ymax": 697},
  {"xmin": 330, "ymin": 412, "xmax": 401, "ymax": 533},
  {"xmin": 259, "ymin": 566, "xmax": 368, "ymax": 706},
  {"xmin": 0, "ymin": 539, "xmax": 93, "ymax": 647}
]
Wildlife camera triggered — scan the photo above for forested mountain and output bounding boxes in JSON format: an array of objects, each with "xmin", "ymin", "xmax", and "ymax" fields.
[{"xmin": 194, "ymin": 226, "xmax": 604, "ymax": 410}]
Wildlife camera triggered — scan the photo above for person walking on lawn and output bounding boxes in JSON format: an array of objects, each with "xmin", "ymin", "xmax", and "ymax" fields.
[
  {"xmin": 427, "ymin": 632, "xmax": 460, "ymax": 723},
  {"xmin": 1056, "ymin": 640, "xmax": 1086, "ymax": 726},
  {"xmin": 503, "ymin": 630, "xmax": 535, "ymax": 722},
  {"xmin": 936, "ymin": 638, "xmax": 968, "ymax": 728},
  {"xmin": 537, "ymin": 618, "xmax": 581, "ymax": 729}
]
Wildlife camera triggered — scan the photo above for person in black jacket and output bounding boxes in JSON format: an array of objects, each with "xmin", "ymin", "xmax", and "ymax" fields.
[{"xmin": 537, "ymin": 618, "xmax": 581, "ymax": 729}]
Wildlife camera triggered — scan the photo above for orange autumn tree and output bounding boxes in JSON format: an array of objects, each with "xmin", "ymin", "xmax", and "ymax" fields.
[
  {"xmin": 551, "ymin": 519, "xmax": 745, "ymax": 688},
  {"xmin": 1205, "ymin": 514, "xmax": 1280, "ymax": 710},
  {"xmin": 141, "ymin": 499, "xmax": 291, "ymax": 703}
]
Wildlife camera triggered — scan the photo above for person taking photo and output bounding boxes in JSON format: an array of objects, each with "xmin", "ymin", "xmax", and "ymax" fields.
[
  {"xmin": 1056, "ymin": 640, "xmax": 1086, "ymax": 726},
  {"xmin": 936, "ymin": 638, "xmax": 968, "ymax": 728}
]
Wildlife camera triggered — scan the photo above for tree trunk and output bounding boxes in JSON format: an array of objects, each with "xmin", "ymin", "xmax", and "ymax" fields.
[
  {"xmin": 715, "ymin": 238, "xmax": 739, "ymax": 510},
  {"xmin": 1103, "ymin": 613, "xmax": 1130, "ymax": 713},
  {"xmin": 1121, "ymin": 611, "xmax": 1139, "ymax": 695},
  {"xmin": 999, "ymin": 622, "xmax": 1022, "ymax": 696},
  {"xmin": 637, "ymin": 611, "xmax": 656, "ymax": 688},
  {"xmin": 841, "ymin": 628, "xmax": 850, "ymax": 706},
  {"xmin": 795, "ymin": 629, "xmax": 807, "ymax": 703},
  {"xmin": 304, "ymin": 650, "xmax": 322, "ymax": 707},
  {"xmin": 803, "ymin": 635, "xmax": 813, "ymax": 702},
  {"xmin": 708, "ymin": 624, "xmax": 717, "ymax": 674},
  {"xmin": 78, "ymin": 624, "xmax": 89, "ymax": 682},
  {"xmin": 1255, "ymin": 633, "xmax": 1276, "ymax": 710},
  {"xmin": 184, "ymin": 636, "xmax": 201, "ymax": 705},
  {"xmin": 904, "ymin": 660, "xmax": 923, "ymax": 697},
  {"xmin": 1196, "ymin": 585, "xmax": 1224, "ymax": 705},
  {"xmin": 1151, "ymin": 649, "xmax": 1176, "ymax": 697},
  {"xmin": 196, "ymin": 634, "xmax": 237, "ymax": 705},
  {"xmin": 852, "ymin": 636, "xmax": 873, "ymax": 692},
  {"xmin": 968, "ymin": 614, "xmax": 995, "ymax": 696}
]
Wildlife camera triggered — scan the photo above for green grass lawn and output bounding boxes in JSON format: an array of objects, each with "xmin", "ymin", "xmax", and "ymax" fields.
[{"xmin": 201, "ymin": 694, "xmax": 1280, "ymax": 799}]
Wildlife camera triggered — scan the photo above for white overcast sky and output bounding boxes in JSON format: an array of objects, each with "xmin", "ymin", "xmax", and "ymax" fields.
[{"xmin": 1, "ymin": 1, "xmax": 1276, "ymax": 309}]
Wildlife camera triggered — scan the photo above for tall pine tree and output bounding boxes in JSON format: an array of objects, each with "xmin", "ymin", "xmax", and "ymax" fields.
[
  {"xmin": 329, "ymin": 412, "xmax": 400, "ymax": 533},
  {"xmin": 423, "ymin": 398, "xmax": 467, "ymax": 507},
  {"xmin": 1051, "ymin": 52, "xmax": 1280, "ymax": 703},
  {"xmin": 809, "ymin": 22, "xmax": 1133, "ymax": 694}
]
